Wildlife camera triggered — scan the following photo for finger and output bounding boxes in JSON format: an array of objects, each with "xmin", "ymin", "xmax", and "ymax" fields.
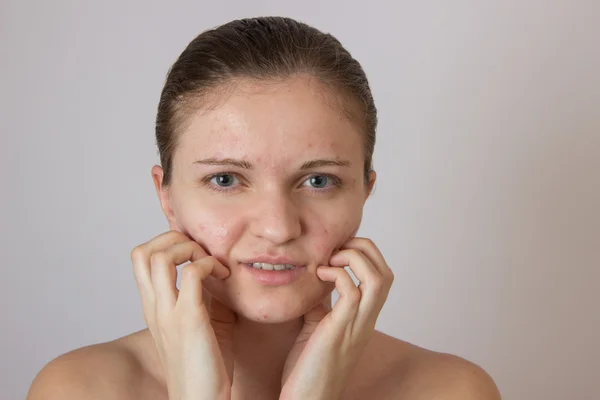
[
  {"xmin": 340, "ymin": 237, "xmax": 393, "ymax": 280},
  {"xmin": 329, "ymin": 248, "xmax": 382, "ymax": 291},
  {"xmin": 316, "ymin": 266, "xmax": 360, "ymax": 326},
  {"xmin": 131, "ymin": 231, "xmax": 190, "ymax": 316},
  {"xmin": 151, "ymin": 240, "xmax": 209, "ymax": 311},
  {"xmin": 327, "ymin": 249, "xmax": 389, "ymax": 327},
  {"xmin": 177, "ymin": 256, "xmax": 230, "ymax": 314},
  {"xmin": 131, "ymin": 230, "xmax": 191, "ymax": 291}
]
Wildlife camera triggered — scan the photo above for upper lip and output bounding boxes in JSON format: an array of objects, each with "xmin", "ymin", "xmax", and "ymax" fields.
[{"xmin": 240, "ymin": 255, "xmax": 306, "ymax": 267}]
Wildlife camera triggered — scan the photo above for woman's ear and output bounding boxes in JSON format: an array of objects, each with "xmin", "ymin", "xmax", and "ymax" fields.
[
  {"xmin": 366, "ymin": 170, "xmax": 377, "ymax": 198},
  {"xmin": 151, "ymin": 165, "xmax": 180, "ymax": 231}
]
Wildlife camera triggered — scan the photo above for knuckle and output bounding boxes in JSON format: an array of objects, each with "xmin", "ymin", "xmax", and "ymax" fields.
[
  {"xmin": 179, "ymin": 239, "xmax": 207, "ymax": 262},
  {"xmin": 187, "ymin": 239, "xmax": 201, "ymax": 248},
  {"xmin": 194, "ymin": 255, "xmax": 218, "ymax": 269},
  {"xmin": 202, "ymin": 255, "xmax": 218, "ymax": 265},
  {"xmin": 387, "ymin": 269, "xmax": 395, "ymax": 281},
  {"xmin": 359, "ymin": 237, "xmax": 375, "ymax": 247},
  {"xmin": 348, "ymin": 237, "xmax": 373, "ymax": 247},
  {"xmin": 191, "ymin": 244, "xmax": 209, "ymax": 260},
  {"xmin": 130, "ymin": 246, "xmax": 146, "ymax": 264},
  {"xmin": 181, "ymin": 263, "xmax": 200, "ymax": 280},
  {"xmin": 150, "ymin": 251, "xmax": 169, "ymax": 266}
]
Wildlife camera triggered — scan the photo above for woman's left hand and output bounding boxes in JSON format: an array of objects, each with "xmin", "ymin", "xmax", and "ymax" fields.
[{"xmin": 280, "ymin": 237, "xmax": 395, "ymax": 400}]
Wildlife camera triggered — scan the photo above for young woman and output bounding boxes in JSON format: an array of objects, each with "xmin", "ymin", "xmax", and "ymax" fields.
[{"xmin": 28, "ymin": 16, "xmax": 500, "ymax": 400}]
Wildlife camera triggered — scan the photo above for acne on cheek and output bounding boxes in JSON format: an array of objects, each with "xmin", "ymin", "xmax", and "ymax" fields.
[
  {"xmin": 182, "ymin": 222, "xmax": 233, "ymax": 260},
  {"xmin": 315, "ymin": 219, "xmax": 359, "ymax": 264},
  {"xmin": 212, "ymin": 225, "xmax": 229, "ymax": 238},
  {"xmin": 193, "ymin": 220, "xmax": 228, "ymax": 236}
]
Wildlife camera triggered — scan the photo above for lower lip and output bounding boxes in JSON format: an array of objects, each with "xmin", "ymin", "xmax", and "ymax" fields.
[{"xmin": 241, "ymin": 263, "xmax": 306, "ymax": 285}]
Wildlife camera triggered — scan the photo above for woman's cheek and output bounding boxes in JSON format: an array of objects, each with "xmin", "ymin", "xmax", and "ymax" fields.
[
  {"xmin": 179, "ymin": 207, "xmax": 239, "ymax": 259},
  {"xmin": 314, "ymin": 212, "xmax": 361, "ymax": 263}
]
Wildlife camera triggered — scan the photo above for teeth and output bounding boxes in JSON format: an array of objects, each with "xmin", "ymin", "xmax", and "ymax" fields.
[{"xmin": 250, "ymin": 262, "xmax": 296, "ymax": 270}]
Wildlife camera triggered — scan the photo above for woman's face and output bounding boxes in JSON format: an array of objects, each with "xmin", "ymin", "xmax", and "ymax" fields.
[{"xmin": 153, "ymin": 75, "xmax": 375, "ymax": 323}]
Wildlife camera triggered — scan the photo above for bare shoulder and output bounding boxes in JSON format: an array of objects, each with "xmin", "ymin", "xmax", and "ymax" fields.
[
  {"xmin": 397, "ymin": 346, "xmax": 501, "ymax": 399},
  {"xmin": 357, "ymin": 331, "xmax": 501, "ymax": 400},
  {"xmin": 27, "ymin": 330, "xmax": 164, "ymax": 400}
]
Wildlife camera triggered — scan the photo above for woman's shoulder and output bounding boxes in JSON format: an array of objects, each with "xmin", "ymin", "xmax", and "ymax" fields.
[
  {"xmin": 27, "ymin": 329, "xmax": 164, "ymax": 400},
  {"xmin": 27, "ymin": 329, "xmax": 500, "ymax": 400},
  {"xmin": 358, "ymin": 330, "xmax": 501, "ymax": 399}
]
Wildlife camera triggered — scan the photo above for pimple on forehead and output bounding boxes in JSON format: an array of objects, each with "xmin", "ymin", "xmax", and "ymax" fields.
[
  {"xmin": 179, "ymin": 78, "xmax": 363, "ymax": 166},
  {"xmin": 223, "ymin": 111, "xmax": 254, "ymax": 140},
  {"xmin": 209, "ymin": 113, "xmax": 249, "ymax": 142}
]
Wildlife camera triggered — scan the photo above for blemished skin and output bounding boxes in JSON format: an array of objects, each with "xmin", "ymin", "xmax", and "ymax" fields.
[
  {"xmin": 158, "ymin": 75, "xmax": 375, "ymax": 325},
  {"xmin": 149, "ymin": 74, "xmax": 388, "ymax": 399},
  {"xmin": 26, "ymin": 74, "xmax": 501, "ymax": 400}
]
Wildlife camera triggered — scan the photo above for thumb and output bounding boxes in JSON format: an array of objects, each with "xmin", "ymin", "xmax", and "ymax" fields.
[
  {"xmin": 207, "ymin": 293, "xmax": 236, "ymax": 384},
  {"xmin": 296, "ymin": 297, "xmax": 331, "ymax": 343},
  {"xmin": 303, "ymin": 301, "xmax": 329, "ymax": 325},
  {"xmin": 208, "ymin": 294, "xmax": 236, "ymax": 337},
  {"xmin": 303, "ymin": 294, "xmax": 332, "ymax": 325}
]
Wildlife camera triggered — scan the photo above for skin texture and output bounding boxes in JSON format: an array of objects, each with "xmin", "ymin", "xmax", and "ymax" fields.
[
  {"xmin": 27, "ymin": 74, "xmax": 501, "ymax": 400},
  {"xmin": 151, "ymin": 75, "xmax": 380, "ymax": 397},
  {"xmin": 160, "ymin": 75, "xmax": 373, "ymax": 326}
]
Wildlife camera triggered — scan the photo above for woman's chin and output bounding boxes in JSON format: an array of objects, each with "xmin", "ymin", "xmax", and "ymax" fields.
[
  {"xmin": 202, "ymin": 269, "xmax": 332, "ymax": 323},
  {"xmin": 233, "ymin": 295, "xmax": 315, "ymax": 323}
]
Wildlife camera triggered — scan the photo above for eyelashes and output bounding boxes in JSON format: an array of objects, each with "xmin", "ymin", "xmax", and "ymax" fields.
[{"xmin": 202, "ymin": 172, "xmax": 343, "ymax": 194}]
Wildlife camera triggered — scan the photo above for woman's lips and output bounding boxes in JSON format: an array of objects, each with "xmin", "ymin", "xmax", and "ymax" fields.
[{"xmin": 241, "ymin": 263, "xmax": 306, "ymax": 285}]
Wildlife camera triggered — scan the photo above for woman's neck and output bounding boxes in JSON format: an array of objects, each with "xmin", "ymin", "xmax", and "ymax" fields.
[
  {"xmin": 230, "ymin": 294, "xmax": 332, "ymax": 394},
  {"xmin": 233, "ymin": 315, "xmax": 303, "ymax": 368}
]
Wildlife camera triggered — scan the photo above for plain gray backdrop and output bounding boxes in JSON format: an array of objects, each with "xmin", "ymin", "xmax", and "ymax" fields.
[{"xmin": 2, "ymin": 1, "xmax": 599, "ymax": 399}]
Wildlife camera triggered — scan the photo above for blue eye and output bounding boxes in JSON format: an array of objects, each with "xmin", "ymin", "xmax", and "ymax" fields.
[
  {"xmin": 203, "ymin": 173, "xmax": 341, "ymax": 194},
  {"xmin": 304, "ymin": 175, "xmax": 330, "ymax": 189},
  {"xmin": 210, "ymin": 174, "xmax": 238, "ymax": 187}
]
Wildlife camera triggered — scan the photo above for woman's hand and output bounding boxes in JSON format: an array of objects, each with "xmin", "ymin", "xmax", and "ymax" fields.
[
  {"xmin": 131, "ymin": 230, "xmax": 236, "ymax": 400},
  {"xmin": 280, "ymin": 237, "xmax": 394, "ymax": 400}
]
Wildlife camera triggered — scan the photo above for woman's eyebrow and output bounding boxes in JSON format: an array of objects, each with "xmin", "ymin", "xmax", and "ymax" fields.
[
  {"xmin": 299, "ymin": 159, "xmax": 352, "ymax": 169},
  {"xmin": 192, "ymin": 158, "xmax": 352, "ymax": 170},
  {"xmin": 193, "ymin": 158, "xmax": 253, "ymax": 169}
]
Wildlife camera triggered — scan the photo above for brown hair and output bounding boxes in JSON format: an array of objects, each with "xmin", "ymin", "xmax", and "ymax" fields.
[{"xmin": 155, "ymin": 16, "xmax": 377, "ymax": 188}]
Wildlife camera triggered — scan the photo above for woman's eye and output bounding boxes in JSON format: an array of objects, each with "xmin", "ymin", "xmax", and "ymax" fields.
[
  {"xmin": 210, "ymin": 174, "xmax": 238, "ymax": 187},
  {"xmin": 304, "ymin": 175, "xmax": 330, "ymax": 189}
]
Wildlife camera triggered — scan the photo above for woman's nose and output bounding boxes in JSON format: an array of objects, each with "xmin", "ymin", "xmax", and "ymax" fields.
[{"xmin": 249, "ymin": 193, "xmax": 302, "ymax": 245}]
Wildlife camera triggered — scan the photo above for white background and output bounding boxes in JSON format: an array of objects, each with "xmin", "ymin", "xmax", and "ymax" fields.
[{"xmin": 1, "ymin": 1, "xmax": 599, "ymax": 399}]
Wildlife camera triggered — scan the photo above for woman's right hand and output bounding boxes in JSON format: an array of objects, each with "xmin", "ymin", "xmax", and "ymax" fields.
[{"xmin": 130, "ymin": 230, "xmax": 235, "ymax": 400}]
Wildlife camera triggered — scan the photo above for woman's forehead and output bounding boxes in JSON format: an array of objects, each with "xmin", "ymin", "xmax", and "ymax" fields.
[{"xmin": 177, "ymin": 77, "xmax": 364, "ymax": 165}]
